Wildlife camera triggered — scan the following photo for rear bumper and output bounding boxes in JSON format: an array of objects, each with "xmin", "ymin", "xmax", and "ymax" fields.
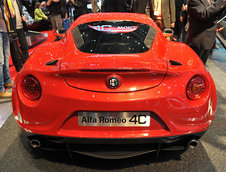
[
  {"xmin": 13, "ymin": 71, "xmax": 217, "ymax": 139},
  {"xmin": 25, "ymin": 131, "xmax": 205, "ymax": 144},
  {"xmin": 25, "ymin": 131, "xmax": 205, "ymax": 159}
]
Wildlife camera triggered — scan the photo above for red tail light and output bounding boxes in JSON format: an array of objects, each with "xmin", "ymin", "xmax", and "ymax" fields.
[
  {"xmin": 22, "ymin": 75, "xmax": 41, "ymax": 101},
  {"xmin": 186, "ymin": 75, "xmax": 206, "ymax": 100}
]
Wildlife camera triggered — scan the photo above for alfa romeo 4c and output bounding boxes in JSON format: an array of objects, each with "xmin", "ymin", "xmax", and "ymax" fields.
[{"xmin": 12, "ymin": 13, "xmax": 217, "ymax": 159}]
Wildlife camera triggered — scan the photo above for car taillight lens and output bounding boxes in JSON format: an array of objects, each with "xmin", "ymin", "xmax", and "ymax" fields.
[
  {"xmin": 186, "ymin": 75, "xmax": 206, "ymax": 100},
  {"xmin": 22, "ymin": 75, "xmax": 41, "ymax": 101}
]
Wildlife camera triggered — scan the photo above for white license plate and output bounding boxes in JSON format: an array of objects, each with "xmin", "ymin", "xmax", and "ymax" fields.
[{"xmin": 78, "ymin": 112, "xmax": 150, "ymax": 127}]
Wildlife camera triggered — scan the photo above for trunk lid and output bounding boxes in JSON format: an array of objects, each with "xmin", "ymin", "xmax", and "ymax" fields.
[{"xmin": 60, "ymin": 52, "xmax": 167, "ymax": 92}]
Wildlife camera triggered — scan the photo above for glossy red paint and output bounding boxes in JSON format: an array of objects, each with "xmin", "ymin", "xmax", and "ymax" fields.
[{"xmin": 12, "ymin": 13, "xmax": 216, "ymax": 145}]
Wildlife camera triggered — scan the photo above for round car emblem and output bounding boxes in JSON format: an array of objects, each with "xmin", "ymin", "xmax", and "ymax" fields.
[{"xmin": 108, "ymin": 77, "xmax": 120, "ymax": 88}]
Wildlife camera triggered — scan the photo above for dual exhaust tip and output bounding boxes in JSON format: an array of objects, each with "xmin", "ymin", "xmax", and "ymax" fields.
[
  {"xmin": 30, "ymin": 139, "xmax": 41, "ymax": 149},
  {"xmin": 188, "ymin": 139, "xmax": 198, "ymax": 148}
]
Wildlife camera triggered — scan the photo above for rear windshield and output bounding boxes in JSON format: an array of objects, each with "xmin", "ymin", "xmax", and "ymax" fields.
[{"xmin": 72, "ymin": 21, "xmax": 157, "ymax": 54}]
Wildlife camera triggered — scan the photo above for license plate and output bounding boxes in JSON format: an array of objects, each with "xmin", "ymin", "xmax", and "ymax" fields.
[{"xmin": 78, "ymin": 112, "xmax": 150, "ymax": 127}]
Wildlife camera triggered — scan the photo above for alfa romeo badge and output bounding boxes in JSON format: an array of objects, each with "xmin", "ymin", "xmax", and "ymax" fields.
[{"xmin": 108, "ymin": 77, "xmax": 120, "ymax": 88}]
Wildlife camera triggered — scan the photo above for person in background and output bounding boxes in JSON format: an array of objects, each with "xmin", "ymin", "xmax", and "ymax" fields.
[
  {"xmin": 91, "ymin": 0, "xmax": 98, "ymax": 13},
  {"xmin": 61, "ymin": 0, "xmax": 67, "ymax": 19},
  {"xmin": 32, "ymin": 0, "xmax": 39, "ymax": 16},
  {"xmin": 180, "ymin": 0, "xmax": 188, "ymax": 42},
  {"xmin": 41, "ymin": 1, "xmax": 49, "ymax": 16},
  {"xmin": 47, "ymin": 0, "xmax": 64, "ymax": 33},
  {"xmin": 66, "ymin": 0, "xmax": 75, "ymax": 21},
  {"xmin": 101, "ymin": 0, "xmax": 128, "ymax": 12},
  {"xmin": 22, "ymin": 5, "xmax": 34, "ymax": 25},
  {"xmin": 185, "ymin": 0, "xmax": 226, "ymax": 65},
  {"xmin": 21, "ymin": 0, "xmax": 34, "ymax": 18},
  {"xmin": 34, "ymin": 1, "xmax": 51, "ymax": 30},
  {"xmin": 73, "ymin": 0, "xmax": 88, "ymax": 20},
  {"xmin": 10, "ymin": 0, "xmax": 29, "ymax": 70},
  {"xmin": 34, "ymin": 2, "xmax": 48, "ymax": 21},
  {"xmin": 174, "ymin": 0, "xmax": 186, "ymax": 41},
  {"xmin": 149, "ymin": 0, "xmax": 176, "ymax": 32},
  {"xmin": 133, "ymin": 0, "xmax": 149, "ymax": 14},
  {"xmin": 0, "ymin": 0, "xmax": 15, "ymax": 98}
]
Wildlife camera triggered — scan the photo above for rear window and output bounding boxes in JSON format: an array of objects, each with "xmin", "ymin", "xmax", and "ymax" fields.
[{"xmin": 72, "ymin": 21, "xmax": 157, "ymax": 54}]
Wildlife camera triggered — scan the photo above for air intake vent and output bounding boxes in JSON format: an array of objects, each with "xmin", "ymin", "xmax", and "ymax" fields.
[
  {"xmin": 169, "ymin": 60, "xmax": 182, "ymax": 66},
  {"xmin": 46, "ymin": 60, "xmax": 59, "ymax": 66}
]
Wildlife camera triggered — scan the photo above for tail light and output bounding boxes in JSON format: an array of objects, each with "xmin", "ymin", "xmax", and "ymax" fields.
[
  {"xmin": 186, "ymin": 75, "xmax": 206, "ymax": 100},
  {"xmin": 22, "ymin": 75, "xmax": 41, "ymax": 101}
]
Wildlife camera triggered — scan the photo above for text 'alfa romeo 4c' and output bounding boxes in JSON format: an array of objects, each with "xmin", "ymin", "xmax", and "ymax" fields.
[{"xmin": 12, "ymin": 13, "xmax": 217, "ymax": 159}]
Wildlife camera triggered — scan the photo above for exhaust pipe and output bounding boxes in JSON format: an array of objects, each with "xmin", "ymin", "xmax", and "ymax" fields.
[
  {"xmin": 30, "ymin": 139, "xmax": 41, "ymax": 148},
  {"xmin": 188, "ymin": 139, "xmax": 198, "ymax": 148}
]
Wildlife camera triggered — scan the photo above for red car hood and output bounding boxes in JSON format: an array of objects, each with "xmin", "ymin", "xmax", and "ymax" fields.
[{"xmin": 60, "ymin": 51, "xmax": 167, "ymax": 92}]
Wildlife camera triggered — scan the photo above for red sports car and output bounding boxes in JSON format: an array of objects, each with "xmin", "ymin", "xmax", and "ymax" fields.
[{"xmin": 12, "ymin": 13, "xmax": 217, "ymax": 159}]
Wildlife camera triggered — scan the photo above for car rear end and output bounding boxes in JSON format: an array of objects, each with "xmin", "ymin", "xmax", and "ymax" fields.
[{"xmin": 12, "ymin": 13, "xmax": 217, "ymax": 158}]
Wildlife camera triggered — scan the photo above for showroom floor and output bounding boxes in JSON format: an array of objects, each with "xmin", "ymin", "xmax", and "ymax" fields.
[
  {"xmin": 0, "ymin": 41, "xmax": 225, "ymax": 172},
  {"xmin": 0, "ymin": 89, "xmax": 12, "ymax": 128}
]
